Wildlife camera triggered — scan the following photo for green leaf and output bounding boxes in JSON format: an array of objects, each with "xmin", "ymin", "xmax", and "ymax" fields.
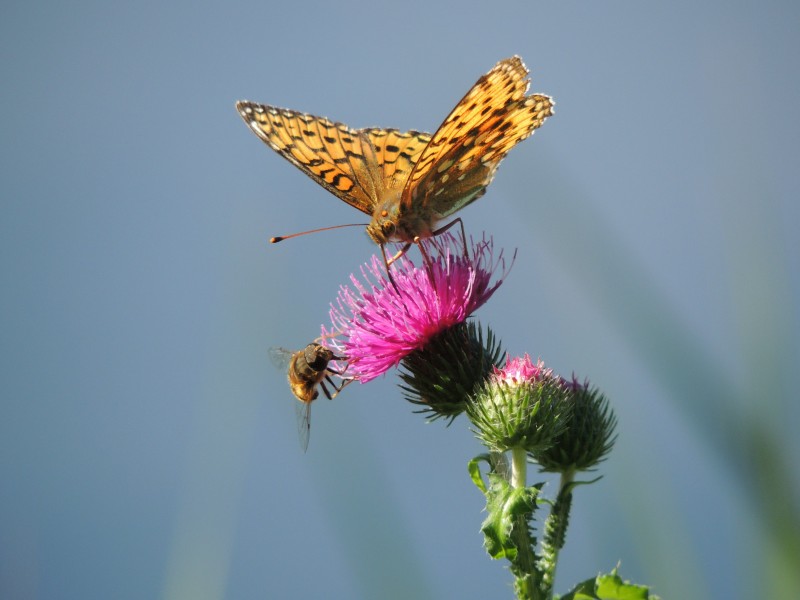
[
  {"xmin": 559, "ymin": 568, "xmax": 658, "ymax": 600},
  {"xmin": 558, "ymin": 576, "xmax": 599, "ymax": 600},
  {"xmin": 480, "ymin": 472, "xmax": 538, "ymax": 560},
  {"xmin": 595, "ymin": 571, "xmax": 650, "ymax": 600},
  {"xmin": 467, "ymin": 454, "xmax": 492, "ymax": 494}
]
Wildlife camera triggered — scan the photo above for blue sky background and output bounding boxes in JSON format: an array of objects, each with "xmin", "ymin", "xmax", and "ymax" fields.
[{"xmin": 2, "ymin": 1, "xmax": 799, "ymax": 598}]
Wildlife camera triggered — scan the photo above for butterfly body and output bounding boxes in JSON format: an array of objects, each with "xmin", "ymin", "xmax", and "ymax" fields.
[
  {"xmin": 237, "ymin": 56, "xmax": 553, "ymax": 249},
  {"xmin": 366, "ymin": 193, "xmax": 434, "ymax": 245}
]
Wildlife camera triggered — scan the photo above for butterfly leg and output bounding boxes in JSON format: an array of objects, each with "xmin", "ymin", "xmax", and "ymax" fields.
[
  {"xmin": 385, "ymin": 242, "xmax": 413, "ymax": 267},
  {"xmin": 431, "ymin": 217, "xmax": 470, "ymax": 260},
  {"xmin": 413, "ymin": 235, "xmax": 436, "ymax": 273},
  {"xmin": 381, "ymin": 244, "xmax": 405, "ymax": 292}
]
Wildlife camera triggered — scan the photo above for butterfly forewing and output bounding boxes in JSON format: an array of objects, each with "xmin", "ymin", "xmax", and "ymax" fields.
[
  {"xmin": 401, "ymin": 56, "xmax": 554, "ymax": 219},
  {"xmin": 237, "ymin": 102, "xmax": 380, "ymax": 215},
  {"xmin": 404, "ymin": 57, "xmax": 529, "ymax": 187}
]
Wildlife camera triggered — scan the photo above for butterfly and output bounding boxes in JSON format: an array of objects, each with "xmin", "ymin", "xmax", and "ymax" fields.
[
  {"xmin": 269, "ymin": 342, "xmax": 351, "ymax": 452},
  {"xmin": 236, "ymin": 56, "xmax": 553, "ymax": 261}
]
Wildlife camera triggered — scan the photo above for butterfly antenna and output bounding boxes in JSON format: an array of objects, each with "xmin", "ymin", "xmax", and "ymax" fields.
[{"xmin": 270, "ymin": 223, "xmax": 367, "ymax": 244}]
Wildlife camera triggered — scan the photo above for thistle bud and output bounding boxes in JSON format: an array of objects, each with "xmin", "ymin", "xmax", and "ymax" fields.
[
  {"xmin": 467, "ymin": 355, "xmax": 571, "ymax": 453},
  {"xmin": 531, "ymin": 376, "xmax": 618, "ymax": 472}
]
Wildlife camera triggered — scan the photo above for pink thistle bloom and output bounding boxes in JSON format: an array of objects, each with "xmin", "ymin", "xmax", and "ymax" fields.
[
  {"xmin": 558, "ymin": 374, "xmax": 589, "ymax": 392},
  {"xmin": 492, "ymin": 354, "xmax": 552, "ymax": 385},
  {"xmin": 322, "ymin": 233, "xmax": 513, "ymax": 383}
]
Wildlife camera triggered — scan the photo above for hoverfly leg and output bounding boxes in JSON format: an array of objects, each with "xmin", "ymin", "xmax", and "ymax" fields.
[
  {"xmin": 325, "ymin": 362, "xmax": 347, "ymax": 376},
  {"xmin": 319, "ymin": 379, "xmax": 335, "ymax": 401},
  {"xmin": 321, "ymin": 374, "xmax": 354, "ymax": 400}
]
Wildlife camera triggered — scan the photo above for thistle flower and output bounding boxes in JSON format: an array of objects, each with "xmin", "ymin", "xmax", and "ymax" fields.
[
  {"xmin": 494, "ymin": 354, "xmax": 550, "ymax": 385},
  {"xmin": 468, "ymin": 354, "xmax": 570, "ymax": 454},
  {"xmin": 322, "ymin": 233, "xmax": 512, "ymax": 418}
]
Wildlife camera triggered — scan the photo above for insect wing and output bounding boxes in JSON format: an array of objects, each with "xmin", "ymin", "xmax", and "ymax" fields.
[
  {"xmin": 295, "ymin": 398, "xmax": 312, "ymax": 453},
  {"xmin": 268, "ymin": 346, "xmax": 293, "ymax": 370},
  {"xmin": 269, "ymin": 346, "xmax": 313, "ymax": 451},
  {"xmin": 361, "ymin": 128, "xmax": 432, "ymax": 195},
  {"xmin": 236, "ymin": 102, "xmax": 381, "ymax": 215},
  {"xmin": 401, "ymin": 57, "xmax": 553, "ymax": 219}
]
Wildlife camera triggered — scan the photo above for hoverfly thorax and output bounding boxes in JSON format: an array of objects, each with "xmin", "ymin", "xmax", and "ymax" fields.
[{"xmin": 303, "ymin": 343, "xmax": 334, "ymax": 372}]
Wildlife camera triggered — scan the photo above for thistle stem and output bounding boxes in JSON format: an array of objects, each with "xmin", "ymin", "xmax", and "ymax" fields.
[
  {"xmin": 508, "ymin": 447, "xmax": 541, "ymax": 600},
  {"xmin": 538, "ymin": 468, "xmax": 575, "ymax": 597},
  {"xmin": 511, "ymin": 447, "xmax": 527, "ymax": 488}
]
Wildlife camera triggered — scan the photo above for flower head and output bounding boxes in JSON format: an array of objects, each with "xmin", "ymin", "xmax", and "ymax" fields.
[
  {"xmin": 323, "ymin": 232, "xmax": 513, "ymax": 383},
  {"xmin": 492, "ymin": 354, "xmax": 551, "ymax": 385},
  {"xmin": 468, "ymin": 356, "xmax": 570, "ymax": 454},
  {"xmin": 531, "ymin": 376, "xmax": 618, "ymax": 473}
]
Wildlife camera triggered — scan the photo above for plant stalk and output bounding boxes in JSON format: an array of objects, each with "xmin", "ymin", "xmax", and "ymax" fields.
[
  {"xmin": 511, "ymin": 446, "xmax": 527, "ymax": 488},
  {"xmin": 538, "ymin": 469, "xmax": 576, "ymax": 597}
]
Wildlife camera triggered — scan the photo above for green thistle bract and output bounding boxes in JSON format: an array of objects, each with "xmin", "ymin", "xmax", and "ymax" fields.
[
  {"xmin": 400, "ymin": 321, "xmax": 504, "ymax": 421},
  {"xmin": 532, "ymin": 378, "xmax": 618, "ymax": 472}
]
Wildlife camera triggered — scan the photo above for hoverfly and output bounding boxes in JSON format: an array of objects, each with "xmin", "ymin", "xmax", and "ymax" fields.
[{"xmin": 269, "ymin": 342, "xmax": 351, "ymax": 451}]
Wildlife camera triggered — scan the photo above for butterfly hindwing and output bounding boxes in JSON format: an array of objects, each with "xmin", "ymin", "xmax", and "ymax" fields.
[
  {"xmin": 236, "ymin": 101, "xmax": 381, "ymax": 216},
  {"xmin": 362, "ymin": 128, "xmax": 433, "ymax": 194}
]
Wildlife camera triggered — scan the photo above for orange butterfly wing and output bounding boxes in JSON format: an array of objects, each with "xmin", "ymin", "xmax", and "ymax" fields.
[
  {"xmin": 237, "ymin": 102, "xmax": 433, "ymax": 216},
  {"xmin": 237, "ymin": 57, "xmax": 552, "ymax": 238},
  {"xmin": 237, "ymin": 102, "xmax": 383, "ymax": 216},
  {"xmin": 402, "ymin": 56, "xmax": 554, "ymax": 219},
  {"xmin": 362, "ymin": 128, "xmax": 432, "ymax": 195}
]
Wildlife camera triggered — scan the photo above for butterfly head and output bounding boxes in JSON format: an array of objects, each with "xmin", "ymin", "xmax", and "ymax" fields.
[{"xmin": 366, "ymin": 205, "xmax": 400, "ymax": 245}]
